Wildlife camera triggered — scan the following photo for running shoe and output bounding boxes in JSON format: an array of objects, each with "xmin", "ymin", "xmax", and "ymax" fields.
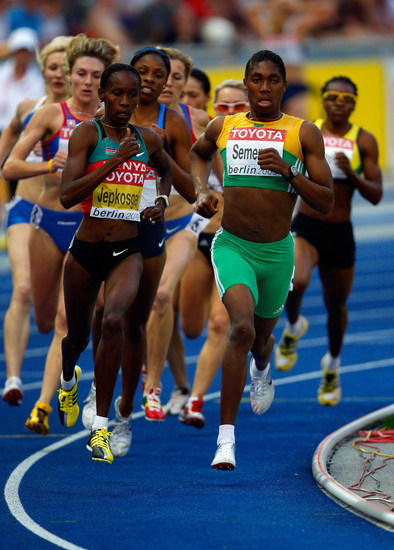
[
  {"xmin": 57, "ymin": 366, "xmax": 81, "ymax": 428},
  {"xmin": 143, "ymin": 386, "xmax": 165, "ymax": 421},
  {"xmin": 110, "ymin": 396, "xmax": 132, "ymax": 458},
  {"xmin": 179, "ymin": 395, "xmax": 205, "ymax": 429},
  {"xmin": 82, "ymin": 383, "xmax": 96, "ymax": 430},
  {"xmin": 211, "ymin": 441, "xmax": 236, "ymax": 470},
  {"xmin": 87, "ymin": 427, "xmax": 113, "ymax": 464},
  {"xmin": 25, "ymin": 401, "xmax": 52, "ymax": 435},
  {"xmin": 249, "ymin": 358, "xmax": 275, "ymax": 415},
  {"xmin": 163, "ymin": 386, "xmax": 190, "ymax": 415},
  {"xmin": 2, "ymin": 376, "xmax": 23, "ymax": 406},
  {"xmin": 318, "ymin": 353, "xmax": 342, "ymax": 406},
  {"xmin": 274, "ymin": 316, "xmax": 308, "ymax": 371}
]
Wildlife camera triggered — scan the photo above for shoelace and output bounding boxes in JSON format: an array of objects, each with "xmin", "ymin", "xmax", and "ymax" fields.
[
  {"xmin": 91, "ymin": 429, "xmax": 112, "ymax": 449},
  {"xmin": 30, "ymin": 407, "xmax": 47, "ymax": 422},
  {"xmin": 146, "ymin": 388, "xmax": 163, "ymax": 411},
  {"xmin": 58, "ymin": 387, "xmax": 76, "ymax": 412},
  {"xmin": 251, "ymin": 369, "xmax": 271, "ymax": 395},
  {"xmin": 190, "ymin": 399, "xmax": 203, "ymax": 413},
  {"xmin": 114, "ymin": 411, "xmax": 131, "ymax": 431},
  {"xmin": 216, "ymin": 441, "xmax": 235, "ymax": 456},
  {"xmin": 114, "ymin": 420, "xmax": 130, "ymax": 436},
  {"xmin": 83, "ymin": 387, "xmax": 96, "ymax": 405},
  {"xmin": 146, "ymin": 399, "xmax": 162, "ymax": 411},
  {"xmin": 281, "ymin": 332, "xmax": 299, "ymax": 354},
  {"xmin": 322, "ymin": 371, "xmax": 339, "ymax": 392}
]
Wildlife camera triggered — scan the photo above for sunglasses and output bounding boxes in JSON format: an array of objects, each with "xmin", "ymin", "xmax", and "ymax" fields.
[
  {"xmin": 214, "ymin": 101, "xmax": 249, "ymax": 114},
  {"xmin": 322, "ymin": 91, "xmax": 357, "ymax": 104}
]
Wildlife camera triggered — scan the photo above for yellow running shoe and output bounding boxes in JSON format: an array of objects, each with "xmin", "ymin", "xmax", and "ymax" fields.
[
  {"xmin": 88, "ymin": 427, "xmax": 113, "ymax": 464},
  {"xmin": 57, "ymin": 366, "xmax": 81, "ymax": 428},
  {"xmin": 274, "ymin": 316, "xmax": 309, "ymax": 371},
  {"xmin": 25, "ymin": 401, "xmax": 52, "ymax": 435},
  {"xmin": 318, "ymin": 354, "xmax": 341, "ymax": 406}
]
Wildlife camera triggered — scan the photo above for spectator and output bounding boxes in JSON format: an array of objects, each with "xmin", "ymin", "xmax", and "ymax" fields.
[{"xmin": 0, "ymin": 27, "xmax": 43, "ymax": 134}]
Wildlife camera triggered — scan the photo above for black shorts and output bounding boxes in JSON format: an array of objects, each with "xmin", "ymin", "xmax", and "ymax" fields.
[
  {"xmin": 69, "ymin": 236, "xmax": 141, "ymax": 281},
  {"xmin": 291, "ymin": 212, "xmax": 355, "ymax": 269},
  {"xmin": 198, "ymin": 232, "xmax": 214, "ymax": 265}
]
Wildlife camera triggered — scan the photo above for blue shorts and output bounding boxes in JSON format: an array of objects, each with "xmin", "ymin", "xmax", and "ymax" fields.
[
  {"xmin": 165, "ymin": 213, "xmax": 193, "ymax": 240},
  {"xmin": 138, "ymin": 218, "xmax": 166, "ymax": 259},
  {"xmin": 30, "ymin": 203, "xmax": 83, "ymax": 255},
  {"xmin": 6, "ymin": 196, "xmax": 34, "ymax": 227}
]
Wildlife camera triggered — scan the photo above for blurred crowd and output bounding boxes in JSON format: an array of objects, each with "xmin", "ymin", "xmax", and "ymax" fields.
[{"xmin": 1, "ymin": 0, "xmax": 394, "ymax": 52}]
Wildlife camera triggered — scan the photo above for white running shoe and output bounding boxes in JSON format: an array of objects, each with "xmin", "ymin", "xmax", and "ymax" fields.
[
  {"xmin": 110, "ymin": 396, "xmax": 132, "ymax": 458},
  {"xmin": 211, "ymin": 441, "xmax": 236, "ymax": 470},
  {"xmin": 82, "ymin": 383, "xmax": 96, "ymax": 430},
  {"xmin": 2, "ymin": 376, "xmax": 23, "ymax": 406},
  {"xmin": 249, "ymin": 358, "xmax": 275, "ymax": 415},
  {"xmin": 163, "ymin": 386, "xmax": 190, "ymax": 415}
]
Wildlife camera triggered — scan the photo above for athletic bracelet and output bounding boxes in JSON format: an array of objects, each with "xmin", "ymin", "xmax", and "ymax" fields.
[
  {"xmin": 155, "ymin": 195, "xmax": 169, "ymax": 208},
  {"xmin": 48, "ymin": 159, "xmax": 55, "ymax": 173}
]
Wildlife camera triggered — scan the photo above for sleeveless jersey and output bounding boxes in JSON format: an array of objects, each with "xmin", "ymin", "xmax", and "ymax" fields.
[
  {"xmin": 41, "ymin": 102, "xmax": 85, "ymax": 161},
  {"xmin": 141, "ymin": 102, "xmax": 169, "ymax": 207},
  {"xmin": 23, "ymin": 96, "xmax": 46, "ymax": 164},
  {"xmin": 179, "ymin": 102, "xmax": 197, "ymax": 143},
  {"xmin": 217, "ymin": 112, "xmax": 305, "ymax": 193},
  {"xmin": 314, "ymin": 118, "xmax": 362, "ymax": 180},
  {"xmin": 81, "ymin": 120, "xmax": 149, "ymax": 222}
]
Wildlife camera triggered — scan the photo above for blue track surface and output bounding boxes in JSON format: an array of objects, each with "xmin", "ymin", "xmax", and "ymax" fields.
[{"xmin": 1, "ymin": 191, "xmax": 394, "ymax": 550}]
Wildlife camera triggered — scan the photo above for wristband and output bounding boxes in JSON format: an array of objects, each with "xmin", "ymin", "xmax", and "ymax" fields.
[
  {"xmin": 48, "ymin": 159, "xmax": 55, "ymax": 173},
  {"xmin": 155, "ymin": 195, "xmax": 169, "ymax": 208}
]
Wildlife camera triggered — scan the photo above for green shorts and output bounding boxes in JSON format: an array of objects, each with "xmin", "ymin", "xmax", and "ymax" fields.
[{"xmin": 212, "ymin": 227, "xmax": 294, "ymax": 318}]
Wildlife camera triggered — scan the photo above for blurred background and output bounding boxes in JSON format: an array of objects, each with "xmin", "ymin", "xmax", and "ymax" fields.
[{"xmin": 0, "ymin": 0, "xmax": 394, "ymax": 177}]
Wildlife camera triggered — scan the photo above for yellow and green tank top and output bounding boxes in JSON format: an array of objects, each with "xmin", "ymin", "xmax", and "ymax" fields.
[
  {"xmin": 314, "ymin": 118, "xmax": 362, "ymax": 180},
  {"xmin": 216, "ymin": 112, "xmax": 305, "ymax": 193}
]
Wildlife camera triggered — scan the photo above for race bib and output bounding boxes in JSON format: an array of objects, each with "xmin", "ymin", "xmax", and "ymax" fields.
[
  {"xmin": 226, "ymin": 127, "xmax": 286, "ymax": 177},
  {"xmin": 90, "ymin": 160, "xmax": 147, "ymax": 221},
  {"xmin": 323, "ymin": 135, "xmax": 354, "ymax": 180}
]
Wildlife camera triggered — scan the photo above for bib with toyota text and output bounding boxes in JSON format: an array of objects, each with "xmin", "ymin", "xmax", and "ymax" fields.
[
  {"xmin": 314, "ymin": 119, "xmax": 362, "ymax": 180},
  {"xmin": 81, "ymin": 121, "xmax": 150, "ymax": 221},
  {"xmin": 217, "ymin": 112, "xmax": 305, "ymax": 193},
  {"xmin": 86, "ymin": 159, "xmax": 147, "ymax": 221}
]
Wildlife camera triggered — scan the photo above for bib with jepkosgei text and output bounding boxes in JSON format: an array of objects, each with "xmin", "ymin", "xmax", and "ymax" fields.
[
  {"xmin": 217, "ymin": 112, "xmax": 305, "ymax": 193},
  {"xmin": 80, "ymin": 121, "xmax": 150, "ymax": 220},
  {"xmin": 88, "ymin": 159, "xmax": 147, "ymax": 221}
]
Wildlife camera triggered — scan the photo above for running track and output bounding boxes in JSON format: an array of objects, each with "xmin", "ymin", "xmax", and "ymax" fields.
[{"xmin": 1, "ymin": 189, "xmax": 394, "ymax": 550}]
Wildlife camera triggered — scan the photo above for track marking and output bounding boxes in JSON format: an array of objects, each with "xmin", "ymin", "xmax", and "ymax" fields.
[{"xmin": 4, "ymin": 356, "xmax": 394, "ymax": 549}]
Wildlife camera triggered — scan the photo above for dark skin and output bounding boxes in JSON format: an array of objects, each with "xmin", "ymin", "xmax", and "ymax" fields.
[
  {"xmin": 60, "ymin": 70, "xmax": 172, "ymax": 419},
  {"xmin": 191, "ymin": 58, "xmax": 334, "ymax": 426},
  {"xmin": 116, "ymin": 52, "xmax": 196, "ymax": 414},
  {"xmin": 131, "ymin": 52, "xmax": 196, "ymax": 204},
  {"xmin": 90, "ymin": 53, "xmax": 196, "ymax": 419},
  {"xmin": 193, "ymin": 83, "xmax": 333, "ymax": 244},
  {"xmin": 285, "ymin": 79, "xmax": 382, "ymax": 358}
]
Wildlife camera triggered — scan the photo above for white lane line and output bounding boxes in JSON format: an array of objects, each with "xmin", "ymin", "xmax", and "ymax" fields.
[
  {"xmin": 5, "ymin": 356, "xmax": 394, "ymax": 550},
  {"xmin": 2, "ymin": 316, "xmax": 394, "ymax": 378}
]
